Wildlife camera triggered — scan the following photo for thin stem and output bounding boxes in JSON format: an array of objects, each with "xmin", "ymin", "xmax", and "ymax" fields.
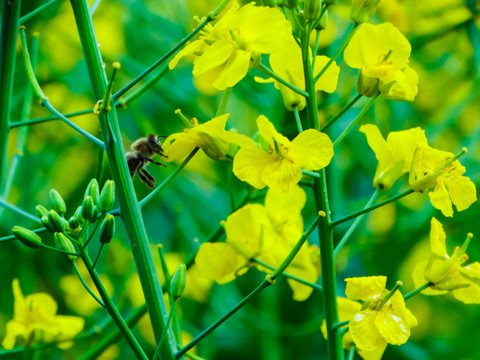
[
  {"xmin": 69, "ymin": 1, "xmax": 176, "ymax": 357},
  {"xmin": 9, "ymin": 109, "xmax": 94, "ymax": 128},
  {"xmin": 347, "ymin": 345, "xmax": 356, "ymax": 360},
  {"xmin": 314, "ymin": 23, "xmax": 358, "ymax": 83},
  {"xmin": 175, "ymin": 280, "xmax": 271, "ymax": 359},
  {"xmin": 41, "ymin": 243, "xmax": 80, "ymax": 257},
  {"xmin": 334, "ymin": 189, "xmax": 379, "ymax": 257},
  {"xmin": 321, "ymin": 94, "xmax": 363, "ymax": 132},
  {"xmin": 332, "ymin": 320, "xmax": 349, "ymax": 331},
  {"xmin": 293, "ymin": 106, "xmax": 303, "ymax": 133},
  {"xmin": 91, "ymin": 243, "xmax": 105, "ymax": 269},
  {"xmin": 73, "ymin": 261, "xmax": 105, "ymax": 307},
  {"xmin": 139, "ymin": 148, "xmax": 199, "ymax": 208},
  {"xmin": 19, "ymin": 0, "xmax": 59, "ymax": 24},
  {"xmin": 403, "ymin": 282, "xmax": 433, "ymax": 301},
  {"xmin": 331, "ymin": 189, "xmax": 414, "ymax": 227},
  {"xmin": 0, "ymin": 198, "xmax": 42, "ymax": 224},
  {"xmin": 153, "ymin": 301, "xmax": 177, "ymax": 360},
  {"xmin": 256, "ymin": 62, "xmax": 309, "ymax": 98},
  {"xmin": 215, "ymin": 87, "xmax": 232, "ymax": 116},
  {"xmin": 252, "ymin": 257, "xmax": 323, "ymax": 292},
  {"xmin": 302, "ymin": 169, "xmax": 320, "ymax": 178},
  {"xmin": 333, "ymin": 92, "xmax": 379, "ymax": 147}
]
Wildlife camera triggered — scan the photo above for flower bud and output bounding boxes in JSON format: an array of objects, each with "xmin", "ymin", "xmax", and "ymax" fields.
[
  {"xmin": 81, "ymin": 196, "xmax": 97, "ymax": 222},
  {"xmin": 357, "ymin": 69, "xmax": 379, "ymax": 97},
  {"xmin": 99, "ymin": 214, "xmax": 115, "ymax": 244},
  {"xmin": 41, "ymin": 216, "xmax": 55, "ymax": 232},
  {"xmin": 12, "ymin": 226, "xmax": 42, "ymax": 249},
  {"xmin": 351, "ymin": 0, "xmax": 381, "ymax": 24},
  {"xmin": 304, "ymin": 0, "xmax": 322, "ymax": 23},
  {"xmin": 85, "ymin": 178, "xmax": 100, "ymax": 206},
  {"xmin": 47, "ymin": 210, "xmax": 68, "ymax": 233},
  {"xmin": 170, "ymin": 264, "xmax": 187, "ymax": 300},
  {"xmin": 315, "ymin": 11, "xmax": 328, "ymax": 30},
  {"xmin": 35, "ymin": 205, "xmax": 49, "ymax": 219},
  {"xmin": 54, "ymin": 232, "xmax": 77, "ymax": 262},
  {"xmin": 74, "ymin": 205, "xmax": 84, "ymax": 222},
  {"xmin": 99, "ymin": 180, "xmax": 115, "ymax": 213},
  {"xmin": 285, "ymin": 0, "xmax": 300, "ymax": 9},
  {"xmin": 198, "ymin": 132, "xmax": 230, "ymax": 161},
  {"xmin": 68, "ymin": 216, "xmax": 81, "ymax": 230},
  {"xmin": 49, "ymin": 189, "xmax": 66, "ymax": 215}
]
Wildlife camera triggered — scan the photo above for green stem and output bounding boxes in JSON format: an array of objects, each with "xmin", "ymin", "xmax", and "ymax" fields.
[
  {"xmin": 19, "ymin": 0, "xmax": 59, "ymax": 24},
  {"xmin": 79, "ymin": 305, "xmax": 147, "ymax": 360},
  {"xmin": 403, "ymin": 282, "xmax": 433, "ymax": 301},
  {"xmin": 331, "ymin": 189, "xmax": 414, "ymax": 227},
  {"xmin": 9, "ymin": 109, "xmax": 94, "ymax": 128},
  {"xmin": 333, "ymin": 92, "xmax": 379, "ymax": 147},
  {"xmin": 332, "ymin": 320, "xmax": 349, "ymax": 331},
  {"xmin": 321, "ymin": 94, "xmax": 362, "ymax": 132},
  {"xmin": 153, "ymin": 301, "xmax": 177, "ymax": 360},
  {"xmin": 41, "ymin": 243, "xmax": 80, "ymax": 257},
  {"xmin": 257, "ymin": 62, "xmax": 309, "ymax": 98},
  {"xmin": 314, "ymin": 23, "xmax": 358, "ymax": 83},
  {"xmin": 0, "ymin": 0, "xmax": 21, "ymax": 194},
  {"xmin": 91, "ymin": 243, "xmax": 105, "ymax": 269},
  {"xmin": 0, "ymin": 198, "xmax": 42, "ymax": 224},
  {"xmin": 175, "ymin": 280, "xmax": 271, "ymax": 359},
  {"xmin": 215, "ymin": 87, "xmax": 232, "ymax": 116},
  {"xmin": 0, "ymin": 227, "xmax": 47, "ymax": 243},
  {"xmin": 347, "ymin": 345, "xmax": 356, "ymax": 360},
  {"xmin": 293, "ymin": 106, "xmax": 303, "ymax": 133},
  {"xmin": 79, "ymin": 244, "xmax": 148, "ymax": 360},
  {"xmin": 73, "ymin": 261, "xmax": 105, "ymax": 307},
  {"xmin": 69, "ymin": 1, "xmax": 176, "ymax": 357},
  {"xmin": 334, "ymin": 189, "xmax": 379, "ymax": 257}
]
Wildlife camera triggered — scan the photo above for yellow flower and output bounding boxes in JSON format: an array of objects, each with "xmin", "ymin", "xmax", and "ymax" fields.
[
  {"xmin": 359, "ymin": 124, "xmax": 428, "ymax": 190},
  {"xmin": 345, "ymin": 276, "xmax": 417, "ymax": 351},
  {"xmin": 233, "ymin": 115, "xmax": 334, "ymax": 192},
  {"xmin": 256, "ymin": 38, "xmax": 340, "ymax": 111},
  {"xmin": 162, "ymin": 114, "xmax": 254, "ymax": 162},
  {"xmin": 344, "ymin": 23, "xmax": 418, "ymax": 101},
  {"xmin": 2, "ymin": 279, "xmax": 84, "ymax": 350},
  {"xmin": 409, "ymin": 145, "xmax": 477, "ymax": 217},
  {"xmin": 412, "ymin": 217, "xmax": 480, "ymax": 304},
  {"xmin": 195, "ymin": 185, "xmax": 320, "ymax": 301},
  {"xmin": 321, "ymin": 297, "xmax": 386, "ymax": 360},
  {"xmin": 169, "ymin": 2, "xmax": 292, "ymax": 91}
]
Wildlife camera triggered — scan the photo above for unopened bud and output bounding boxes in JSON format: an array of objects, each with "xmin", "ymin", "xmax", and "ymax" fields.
[
  {"xmin": 99, "ymin": 214, "xmax": 115, "ymax": 244},
  {"xmin": 49, "ymin": 189, "xmax": 66, "ymax": 214},
  {"xmin": 170, "ymin": 264, "xmax": 187, "ymax": 300},
  {"xmin": 12, "ymin": 226, "xmax": 42, "ymax": 249},
  {"xmin": 35, "ymin": 204, "xmax": 49, "ymax": 219},
  {"xmin": 84, "ymin": 178, "xmax": 100, "ymax": 206},
  {"xmin": 304, "ymin": 0, "xmax": 322, "ymax": 22},
  {"xmin": 199, "ymin": 132, "xmax": 230, "ymax": 161},
  {"xmin": 68, "ymin": 216, "xmax": 81, "ymax": 230},
  {"xmin": 47, "ymin": 210, "xmax": 68, "ymax": 232},
  {"xmin": 351, "ymin": 0, "xmax": 381, "ymax": 24},
  {"xmin": 41, "ymin": 216, "xmax": 55, "ymax": 232},
  {"xmin": 81, "ymin": 196, "xmax": 97, "ymax": 222},
  {"xmin": 99, "ymin": 180, "xmax": 115, "ymax": 213},
  {"xmin": 54, "ymin": 232, "xmax": 77, "ymax": 262},
  {"xmin": 357, "ymin": 70, "xmax": 379, "ymax": 97},
  {"xmin": 315, "ymin": 11, "xmax": 328, "ymax": 30}
]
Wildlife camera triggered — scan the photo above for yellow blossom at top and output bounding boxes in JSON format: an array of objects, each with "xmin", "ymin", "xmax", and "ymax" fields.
[
  {"xmin": 345, "ymin": 276, "xmax": 417, "ymax": 352},
  {"xmin": 169, "ymin": 2, "xmax": 292, "ymax": 92},
  {"xmin": 256, "ymin": 38, "xmax": 340, "ymax": 111},
  {"xmin": 2, "ymin": 279, "xmax": 84, "ymax": 350},
  {"xmin": 412, "ymin": 217, "xmax": 480, "ymax": 304},
  {"xmin": 409, "ymin": 145, "xmax": 477, "ymax": 217},
  {"xmin": 344, "ymin": 23, "xmax": 418, "ymax": 101},
  {"xmin": 195, "ymin": 185, "xmax": 321, "ymax": 301},
  {"xmin": 233, "ymin": 115, "xmax": 334, "ymax": 192},
  {"xmin": 162, "ymin": 113, "xmax": 254, "ymax": 162},
  {"xmin": 360, "ymin": 124, "xmax": 428, "ymax": 190}
]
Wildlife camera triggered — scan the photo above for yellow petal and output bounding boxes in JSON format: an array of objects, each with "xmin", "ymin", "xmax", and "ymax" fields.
[
  {"xmin": 385, "ymin": 126, "xmax": 428, "ymax": 173},
  {"xmin": 350, "ymin": 309, "xmax": 387, "ymax": 351},
  {"xmin": 195, "ymin": 242, "xmax": 243, "ymax": 284},
  {"xmin": 380, "ymin": 67, "xmax": 419, "ymax": 102},
  {"xmin": 169, "ymin": 39, "xmax": 206, "ymax": 69},
  {"xmin": 345, "ymin": 276, "xmax": 387, "ymax": 302},
  {"xmin": 265, "ymin": 184, "xmax": 306, "ymax": 215},
  {"xmin": 429, "ymin": 217, "xmax": 447, "ymax": 257},
  {"xmin": 261, "ymin": 159, "xmax": 303, "ymax": 192},
  {"xmin": 445, "ymin": 175, "xmax": 477, "ymax": 212},
  {"xmin": 192, "ymin": 39, "xmax": 234, "ymax": 77},
  {"xmin": 233, "ymin": 145, "xmax": 275, "ymax": 189},
  {"xmin": 428, "ymin": 180, "xmax": 454, "ymax": 217},
  {"xmin": 387, "ymin": 290, "xmax": 418, "ymax": 328},
  {"xmin": 256, "ymin": 115, "xmax": 290, "ymax": 147},
  {"xmin": 454, "ymin": 263, "xmax": 480, "ymax": 304},
  {"xmin": 314, "ymin": 56, "xmax": 340, "ymax": 93},
  {"xmin": 289, "ymin": 129, "xmax": 334, "ymax": 170},
  {"xmin": 212, "ymin": 49, "xmax": 251, "ymax": 90},
  {"xmin": 193, "ymin": 65, "xmax": 222, "ymax": 95},
  {"xmin": 374, "ymin": 307, "xmax": 411, "ymax": 345},
  {"xmin": 357, "ymin": 345, "xmax": 387, "ymax": 360},
  {"xmin": 162, "ymin": 132, "xmax": 198, "ymax": 162},
  {"xmin": 54, "ymin": 315, "xmax": 85, "ymax": 349},
  {"xmin": 359, "ymin": 124, "xmax": 392, "ymax": 167}
]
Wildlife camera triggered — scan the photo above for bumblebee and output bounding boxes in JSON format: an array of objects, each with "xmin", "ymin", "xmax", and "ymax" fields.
[{"xmin": 126, "ymin": 134, "xmax": 167, "ymax": 189}]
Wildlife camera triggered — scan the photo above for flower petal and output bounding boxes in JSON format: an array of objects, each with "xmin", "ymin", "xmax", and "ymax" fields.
[
  {"xmin": 374, "ymin": 307, "xmax": 411, "ymax": 345},
  {"xmin": 314, "ymin": 56, "xmax": 340, "ymax": 93},
  {"xmin": 261, "ymin": 159, "xmax": 303, "ymax": 192},
  {"xmin": 289, "ymin": 129, "xmax": 334, "ymax": 170},
  {"xmin": 195, "ymin": 242, "xmax": 243, "ymax": 284},
  {"xmin": 257, "ymin": 115, "xmax": 290, "ymax": 147},
  {"xmin": 345, "ymin": 276, "xmax": 387, "ymax": 302},
  {"xmin": 429, "ymin": 217, "xmax": 447, "ymax": 257},
  {"xmin": 212, "ymin": 49, "xmax": 251, "ymax": 90},
  {"xmin": 350, "ymin": 310, "xmax": 387, "ymax": 351},
  {"xmin": 192, "ymin": 39, "xmax": 234, "ymax": 77},
  {"xmin": 445, "ymin": 175, "xmax": 477, "ymax": 212},
  {"xmin": 233, "ymin": 145, "xmax": 275, "ymax": 189},
  {"xmin": 428, "ymin": 179, "xmax": 454, "ymax": 217},
  {"xmin": 162, "ymin": 132, "xmax": 198, "ymax": 162}
]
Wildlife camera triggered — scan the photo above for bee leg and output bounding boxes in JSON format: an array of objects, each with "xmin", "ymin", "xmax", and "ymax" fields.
[
  {"xmin": 139, "ymin": 168, "xmax": 156, "ymax": 189},
  {"xmin": 146, "ymin": 158, "xmax": 167, "ymax": 167},
  {"xmin": 137, "ymin": 169, "xmax": 155, "ymax": 189}
]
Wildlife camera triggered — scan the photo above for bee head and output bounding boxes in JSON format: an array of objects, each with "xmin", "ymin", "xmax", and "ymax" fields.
[{"xmin": 147, "ymin": 134, "xmax": 165, "ymax": 154}]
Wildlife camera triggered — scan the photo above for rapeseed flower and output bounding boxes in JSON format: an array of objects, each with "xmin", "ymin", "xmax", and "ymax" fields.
[
  {"xmin": 2, "ymin": 279, "xmax": 84, "ymax": 350},
  {"xmin": 233, "ymin": 115, "xmax": 333, "ymax": 192},
  {"xmin": 412, "ymin": 218, "xmax": 480, "ymax": 304}
]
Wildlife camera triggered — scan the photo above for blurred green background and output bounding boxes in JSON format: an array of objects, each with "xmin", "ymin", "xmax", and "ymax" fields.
[{"xmin": 1, "ymin": 0, "xmax": 480, "ymax": 359}]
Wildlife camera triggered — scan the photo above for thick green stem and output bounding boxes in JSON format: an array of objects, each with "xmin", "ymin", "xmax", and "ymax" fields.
[
  {"xmin": 0, "ymin": 0, "xmax": 21, "ymax": 195},
  {"xmin": 69, "ymin": 1, "xmax": 176, "ymax": 359}
]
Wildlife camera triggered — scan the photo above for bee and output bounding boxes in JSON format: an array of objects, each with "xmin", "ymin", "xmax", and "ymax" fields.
[{"xmin": 126, "ymin": 134, "xmax": 168, "ymax": 189}]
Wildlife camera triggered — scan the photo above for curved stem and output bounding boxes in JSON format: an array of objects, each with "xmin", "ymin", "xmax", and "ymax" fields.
[
  {"xmin": 321, "ymin": 94, "xmax": 362, "ymax": 132},
  {"xmin": 257, "ymin": 62, "xmax": 309, "ymax": 98},
  {"xmin": 73, "ymin": 261, "xmax": 105, "ymax": 307},
  {"xmin": 293, "ymin": 106, "xmax": 303, "ymax": 133}
]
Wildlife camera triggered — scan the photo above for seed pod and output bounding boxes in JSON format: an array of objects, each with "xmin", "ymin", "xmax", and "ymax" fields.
[
  {"xmin": 47, "ymin": 210, "xmax": 68, "ymax": 232},
  {"xmin": 84, "ymin": 178, "xmax": 100, "ymax": 206},
  {"xmin": 99, "ymin": 214, "xmax": 115, "ymax": 244},
  {"xmin": 35, "ymin": 205, "xmax": 49, "ymax": 219},
  {"xmin": 99, "ymin": 180, "xmax": 115, "ymax": 213},
  {"xmin": 49, "ymin": 189, "xmax": 66, "ymax": 214},
  {"xmin": 81, "ymin": 196, "xmax": 97, "ymax": 222},
  {"xmin": 170, "ymin": 264, "xmax": 187, "ymax": 300},
  {"xmin": 12, "ymin": 226, "xmax": 42, "ymax": 249},
  {"xmin": 54, "ymin": 232, "xmax": 77, "ymax": 262}
]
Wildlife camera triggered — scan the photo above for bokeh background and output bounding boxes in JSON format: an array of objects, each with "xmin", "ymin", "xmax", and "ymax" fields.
[{"xmin": 1, "ymin": 0, "xmax": 480, "ymax": 359}]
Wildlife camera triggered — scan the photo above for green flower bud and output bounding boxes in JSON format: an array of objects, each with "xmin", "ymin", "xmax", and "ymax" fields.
[
  {"xmin": 54, "ymin": 232, "xmax": 77, "ymax": 262},
  {"xmin": 357, "ymin": 70, "xmax": 379, "ymax": 97},
  {"xmin": 41, "ymin": 216, "xmax": 55, "ymax": 232},
  {"xmin": 84, "ymin": 178, "xmax": 100, "ymax": 206},
  {"xmin": 351, "ymin": 0, "xmax": 381, "ymax": 24},
  {"xmin": 99, "ymin": 180, "xmax": 115, "ymax": 213},
  {"xmin": 99, "ymin": 214, "xmax": 115, "ymax": 244},
  {"xmin": 315, "ymin": 11, "xmax": 328, "ymax": 30},
  {"xmin": 12, "ymin": 226, "xmax": 42, "ymax": 249},
  {"xmin": 68, "ymin": 216, "xmax": 81, "ymax": 230},
  {"xmin": 285, "ymin": 0, "xmax": 300, "ymax": 9},
  {"xmin": 81, "ymin": 196, "xmax": 97, "ymax": 222},
  {"xmin": 49, "ymin": 189, "xmax": 66, "ymax": 214},
  {"xmin": 304, "ymin": 0, "xmax": 322, "ymax": 22},
  {"xmin": 170, "ymin": 264, "xmax": 187, "ymax": 300},
  {"xmin": 47, "ymin": 210, "xmax": 68, "ymax": 233},
  {"xmin": 35, "ymin": 204, "xmax": 49, "ymax": 219},
  {"xmin": 74, "ymin": 205, "xmax": 84, "ymax": 222}
]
